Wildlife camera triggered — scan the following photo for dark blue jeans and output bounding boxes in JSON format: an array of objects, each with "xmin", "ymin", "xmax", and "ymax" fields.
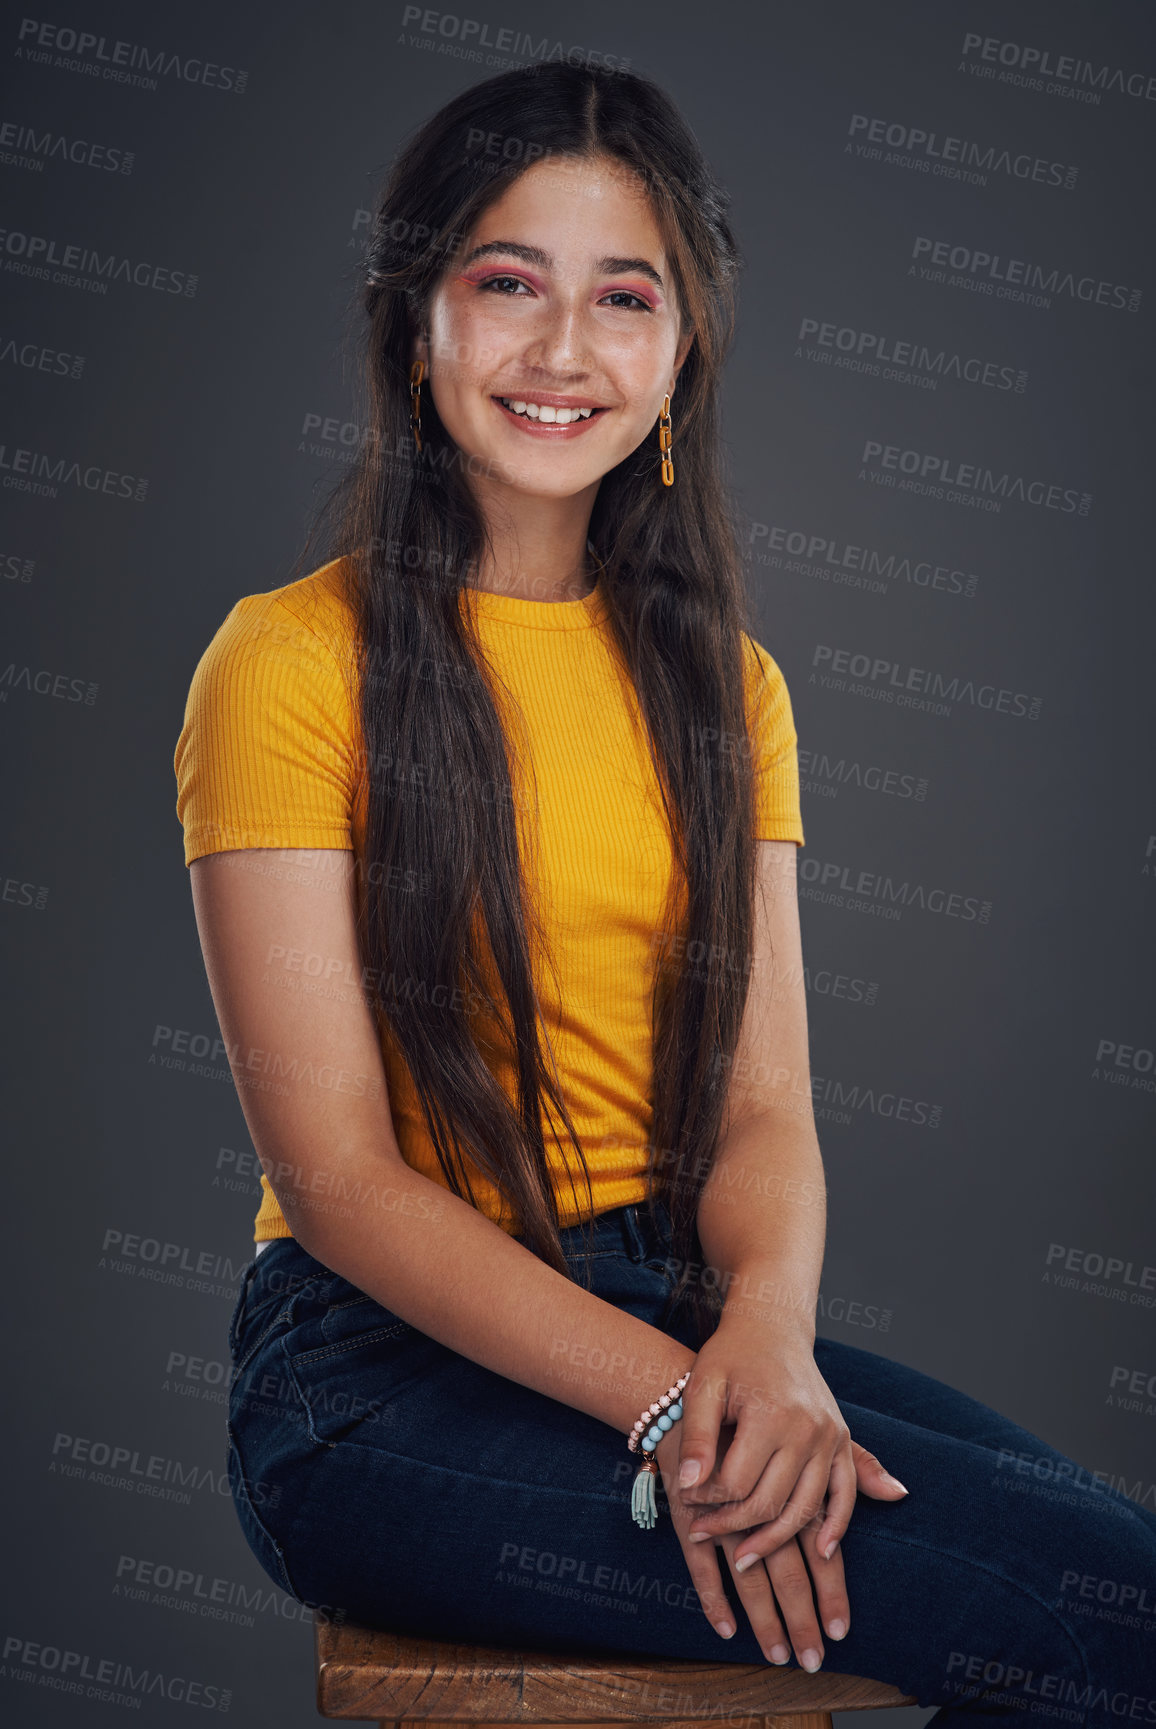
[{"xmin": 226, "ymin": 1200, "xmax": 1156, "ymax": 1726}]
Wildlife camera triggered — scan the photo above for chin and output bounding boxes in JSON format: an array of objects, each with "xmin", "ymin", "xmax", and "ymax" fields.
[
  {"xmin": 502, "ymin": 483, "xmax": 601, "ymax": 505},
  {"xmin": 482, "ymin": 458, "xmax": 607, "ymax": 498}
]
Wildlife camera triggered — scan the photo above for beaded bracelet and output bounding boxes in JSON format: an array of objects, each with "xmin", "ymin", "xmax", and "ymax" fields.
[{"xmin": 627, "ymin": 1371, "xmax": 692, "ymax": 1530}]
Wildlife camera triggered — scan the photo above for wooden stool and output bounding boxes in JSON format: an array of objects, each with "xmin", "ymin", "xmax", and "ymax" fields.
[{"xmin": 315, "ymin": 1614, "xmax": 919, "ymax": 1729}]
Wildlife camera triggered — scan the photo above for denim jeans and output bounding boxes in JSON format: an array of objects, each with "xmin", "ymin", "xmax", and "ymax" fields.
[{"xmin": 226, "ymin": 1200, "xmax": 1156, "ymax": 1726}]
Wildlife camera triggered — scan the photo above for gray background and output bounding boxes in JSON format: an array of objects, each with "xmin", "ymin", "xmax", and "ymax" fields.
[{"xmin": 2, "ymin": 0, "xmax": 1154, "ymax": 1722}]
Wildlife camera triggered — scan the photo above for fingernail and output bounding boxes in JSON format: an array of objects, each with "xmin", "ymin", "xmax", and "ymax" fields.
[
  {"xmin": 800, "ymin": 1648, "xmax": 823, "ymax": 1672},
  {"xmin": 884, "ymin": 1472, "xmax": 910, "ymax": 1493},
  {"xmin": 717, "ymin": 1620, "xmax": 735, "ymax": 1639},
  {"xmin": 827, "ymin": 1618, "xmax": 847, "ymax": 1640},
  {"xmin": 770, "ymin": 1644, "xmax": 790, "ymax": 1665},
  {"xmin": 733, "ymin": 1552, "xmax": 756, "ymax": 1573},
  {"xmin": 688, "ymin": 1530, "xmax": 713, "ymax": 1543},
  {"xmin": 822, "ymin": 1539, "xmax": 839, "ymax": 1561},
  {"xmin": 680, "ymin": 1460, "xmax": 701, "ymax": 1487}
]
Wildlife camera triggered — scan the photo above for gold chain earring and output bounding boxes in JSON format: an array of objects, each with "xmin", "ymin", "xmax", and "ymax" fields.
[
  {"xmin": 658, "ymin": 393, "xmax": 674, "ymax": 486},
  {"xmin": 410, "ymin": 359, "xmax": 425, "ymax": 453}
]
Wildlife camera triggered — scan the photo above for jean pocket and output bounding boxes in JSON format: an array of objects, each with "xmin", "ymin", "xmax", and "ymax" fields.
[
  {"xmin": 285, "ymin": 1293, "xmax": 446, "ymax": 1448},
  {"xmin": 230, "ymin": 1287, "xmax": 306, "ymax": 1386},
  {"xmin": 318, "ymin": 1282, "xmax": 414, "ymax": 1350}
]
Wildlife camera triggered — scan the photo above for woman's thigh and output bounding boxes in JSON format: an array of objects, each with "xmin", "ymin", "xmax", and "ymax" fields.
[
  {"xmin": 816, "ymin": 1334, "xmax": 1156, "ymax": 1536},
  {"xmin": 811, "ymin": 1363, "xmax": 1156, "ymax": 1720},
  {"xmin": 226, "ymin": 1220, "xmax": 701, "ymax": 1645},
  {"xmin": 227, "ymin": 1238, "xmax": 1156, "ymax": 1721}
]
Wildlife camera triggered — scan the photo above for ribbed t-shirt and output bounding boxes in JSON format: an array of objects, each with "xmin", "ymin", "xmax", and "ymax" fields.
[{"xmin": 173, "ymin": 557, "xmax": 805, "ymax": 1242}]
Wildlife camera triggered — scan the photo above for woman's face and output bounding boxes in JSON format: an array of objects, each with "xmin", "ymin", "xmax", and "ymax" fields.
[{"xmin": 417, "ymin": 153, "xmax": 694, "ymax": 501}]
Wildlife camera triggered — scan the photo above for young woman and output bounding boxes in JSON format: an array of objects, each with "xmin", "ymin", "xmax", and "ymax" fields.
[{"xmin": 174, "ymin": 61, "xmax": 1156, "ymax": 1722}]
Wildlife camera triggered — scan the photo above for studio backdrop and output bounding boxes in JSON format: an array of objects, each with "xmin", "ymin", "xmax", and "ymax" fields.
[{"xmin": 2, "ymin": 2, "xmax": 1153, "ymax": 1725}]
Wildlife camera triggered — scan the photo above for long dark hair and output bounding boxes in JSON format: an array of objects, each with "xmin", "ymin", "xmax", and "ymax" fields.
[{"xmin": 293, "ymin": 60, "xmax": 767, "ymax": 1348}]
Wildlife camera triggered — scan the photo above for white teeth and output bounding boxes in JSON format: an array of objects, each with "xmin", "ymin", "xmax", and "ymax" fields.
[{"xmin": 499, "ymin": 398, "xmax": 596, "ymax": 422}]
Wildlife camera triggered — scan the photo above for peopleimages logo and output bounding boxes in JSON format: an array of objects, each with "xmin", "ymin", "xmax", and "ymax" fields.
[
  {"xmin": 859, "ymin": 437, "xmax": 1091, "ymax": 516},
  {"xmin": 0, "ymin": 662, "xmax": 98, "ymax": 702},
  {"xmin": 845, "ymin": 113, "xmax": 1078, "ymax": 190},
  {"xmin": 397, "ymin": 6, "xmax": 631, "ymax": 72},
  {"xmin": 945, "ymin": 1650, "xmax": 1156, "ymax": 1726},
  {"xmin": 810, "ymin": 642, "xmax": 1043, "ymax": 723},
  {"xmin": 910, "ymin": 236, "xmax": 1141, "ymax": 314},
  {"xmin": 14, "ymin": 17, "xmax": 249, "ymax": 94},
  {"xmin": 1092, "ymin": 1036, "xmax": 1156, "ymax": 1095},
  {"xmin": 0, "ymin": 440, "xmax": 147, "ymax": 501},
  {"xmin": 799, "ymin": 855, "xmax": 991, "ymax": 926},
  {"xmin": 99, "ymin": 1229, "xmax": 247, "ymax": 1288},
  {"xmin": 113, "ymin": 1553, "xmax": 343, "ymax": 1629},
  {"xmin": 749, "ymin": 520, "xmax": 978, "ymax": 598},
  {"xmin": 810, "ymin": 1071, "xmax": 942, "ymax": 1128},
  {"xmin": 0, "ymin": 118, "xmax": 134, "ymax": 174},
  {"xmin": 799, "ymin": 747, "xmax": 928, "ymax": 804},
  {"xmin": 0, "ymin": 226, "xmax": 198, "ymax": 296},
  {"xmin": 0, "ymin": 337, "xmax": 85, "ymax": 378},
  {"xmin": 2, "ymin": 1632, "xmax": 232, "ymax": 1711},
  {"xmin": 796, "ymin": 315, "xmax": 1024, "ymax": 392},
  {"xmin": 959, "ymin": 33, "xmax": 1156, "ymax": 103},
  {"xmin": 1043, "ymin": 1243, "xmax": 1156, "ymax": 1310}
]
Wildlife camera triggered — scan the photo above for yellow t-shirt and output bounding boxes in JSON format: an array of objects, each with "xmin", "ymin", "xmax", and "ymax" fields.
[{"xmin": 173, "ymin": 558, "xmax": 805, "ymax": 1242}]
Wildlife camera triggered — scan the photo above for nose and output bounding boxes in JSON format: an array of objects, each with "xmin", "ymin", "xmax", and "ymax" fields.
[{"xmin": 519, "ymin": 291, "xmax": 597, "ymax": 378}]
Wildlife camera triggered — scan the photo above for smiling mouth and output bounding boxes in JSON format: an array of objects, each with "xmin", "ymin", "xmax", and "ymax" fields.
[{"xmin": 491, "ymin": 395, "xmax": 608, "ymax": 426}]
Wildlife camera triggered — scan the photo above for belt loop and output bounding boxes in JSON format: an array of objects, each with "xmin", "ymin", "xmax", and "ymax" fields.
[
  {"xmin": 622, "ymin": 1203, "xmax": 648, "ymax": 1264},
  {"xmin": 228, "ymin": 1253, "xmax": 259, "ymax": 1360}
]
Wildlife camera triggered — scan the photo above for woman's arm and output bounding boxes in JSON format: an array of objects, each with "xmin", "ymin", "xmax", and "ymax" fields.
[
  {"xmin": 695, "ymin": 838, "xmax": 826, "ymax": 1337},
  {"xmin": 673, "ymin": 838, "xmax": 906, "ymax": 1562},
  {"xmin": 189, "ymin": 846, "xmax": 695, "ymax": 1439}
]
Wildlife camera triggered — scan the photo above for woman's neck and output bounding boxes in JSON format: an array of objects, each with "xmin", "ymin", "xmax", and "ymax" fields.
[
  {"xmin": 468, "ymin": 542, "xmax": 599, "ymax": 605},
  {"xmin": 466, "ymin": 491, "xmax": 600, "ymax": 604}
]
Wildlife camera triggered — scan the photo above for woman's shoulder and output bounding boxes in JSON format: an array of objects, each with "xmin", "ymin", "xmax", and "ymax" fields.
[
  {"xmin": 207, "ymin": 555, "xmax": 356, "ymax": 661},
  {"xmin": 178, "ymin": 557, "xmax": 361, "ymax": 764},
  {"xmin": 174, "ymin": 559, "xmax": 361, "ymax": 863},
  {"xmin": 186, "ymin": 557, "xmax": 358, "ymax": 703},
  {"xmin": 739, "ymin": 629, "xmax": 795, "ymax": 721},
  {"xmin": 737, "ymin": 629, "xmax": 804, "ymax": 841}
]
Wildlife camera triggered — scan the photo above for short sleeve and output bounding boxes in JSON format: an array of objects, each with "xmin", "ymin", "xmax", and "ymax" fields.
[
  {"xmin": 173, "ymin": 591, "xmax": 360, "ymax": 867},
  {"xmin": 743, "ymin": 635, "xmax": 805, "ymax": 845}
]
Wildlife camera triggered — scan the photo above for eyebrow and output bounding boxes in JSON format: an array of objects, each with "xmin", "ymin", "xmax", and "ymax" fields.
[{"xmin": 461, "ymin": 240, "xmax": 665, "ymax": 291}]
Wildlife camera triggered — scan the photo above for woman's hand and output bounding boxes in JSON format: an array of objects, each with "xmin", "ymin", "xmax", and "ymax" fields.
[
  {"xmin": 654, "ymin": 1421, "xmax": 851, "ymax": 1668},
  {"xmin": 673, "ymin": 1315, "xmax": 909, "ymax": 1567}
]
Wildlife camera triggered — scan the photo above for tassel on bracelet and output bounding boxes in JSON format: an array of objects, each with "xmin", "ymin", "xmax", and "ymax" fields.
[{"xmin": 627, "ymin": 1371, "xmax": 691, "ymax": 1530}]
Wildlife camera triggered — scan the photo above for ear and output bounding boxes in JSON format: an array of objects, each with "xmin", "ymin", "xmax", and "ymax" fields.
[{"xmin": 411, "ymin": 329, "xmax": 430, "ymax": 373}]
